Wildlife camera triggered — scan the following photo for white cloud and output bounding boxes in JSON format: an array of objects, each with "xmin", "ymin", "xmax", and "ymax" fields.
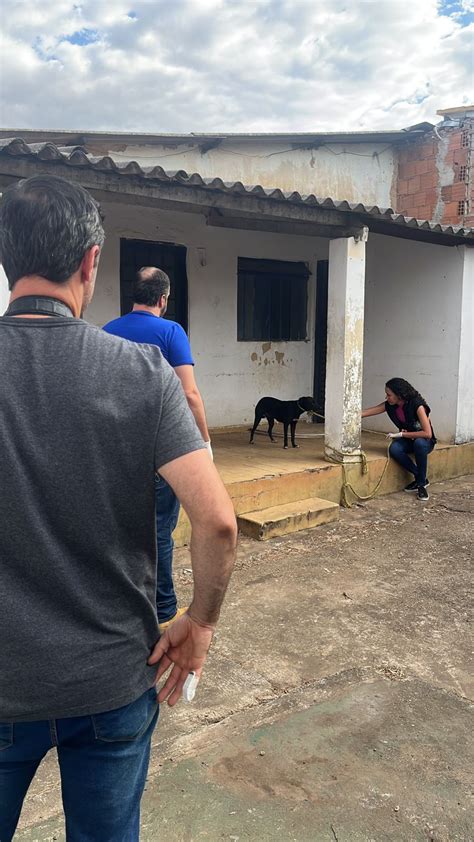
[{"xmin": 0, "ymin": 0, "xmax": 472, "ymax": 132}]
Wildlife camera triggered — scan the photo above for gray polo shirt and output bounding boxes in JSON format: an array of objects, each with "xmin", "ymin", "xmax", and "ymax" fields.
[{"xmin": 0, "ymin": 316, "xmax": 205, "ymax": 721}]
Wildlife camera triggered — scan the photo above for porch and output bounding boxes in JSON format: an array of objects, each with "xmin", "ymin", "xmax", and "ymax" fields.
[{"xmin": 173, "ymin": 427, "xmax": 474, "ymax": 544}]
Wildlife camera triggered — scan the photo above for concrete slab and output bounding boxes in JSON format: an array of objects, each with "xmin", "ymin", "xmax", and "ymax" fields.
[
  {"xmin": 15, "ymin": 674, "xmax": 473, "ymax": 841},
  {"xmin": 13, "ymin": 476, "xmax": 474, "ymax": 841}
]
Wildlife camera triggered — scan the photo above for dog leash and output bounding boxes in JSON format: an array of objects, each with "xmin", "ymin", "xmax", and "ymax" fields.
[
  {"xmin": 325, "ymin": 428, "xmax": 392, "ymax": 508},
  {"xmin": 295, "ymin": 408, "xmax": 393, "ymax": 507}
]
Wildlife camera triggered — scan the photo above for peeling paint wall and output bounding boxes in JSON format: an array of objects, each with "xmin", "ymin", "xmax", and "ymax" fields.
[
  {"xmin": 86, "ymin": 199, "xmax": 327, "ymax": 427},
  {"xmin": 363, "ymin": 234, "xmax": 466, "ymax": 442},
  {"xmin": 104, "ymin": 140, "xmax": 396, "ymax": 207}
]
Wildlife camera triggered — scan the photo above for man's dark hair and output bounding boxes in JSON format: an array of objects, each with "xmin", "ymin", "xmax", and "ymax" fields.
[
  {"xmin": 0, "ymin": 175, "xmax": 105, "ymax": 289},
  {"xmin": 133, "ymin": 267, "xmax": 170, "ymax": 306}
]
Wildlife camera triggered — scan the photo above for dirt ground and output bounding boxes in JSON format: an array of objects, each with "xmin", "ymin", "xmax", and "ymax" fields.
[{"xmin": 15, "ymin": 475, "xmax": 473, "ymax": 841}]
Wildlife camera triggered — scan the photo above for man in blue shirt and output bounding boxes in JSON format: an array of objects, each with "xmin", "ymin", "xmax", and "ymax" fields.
[{"xmin": 104, "ymin": 267, "xmax": 212, "ymax": 632}]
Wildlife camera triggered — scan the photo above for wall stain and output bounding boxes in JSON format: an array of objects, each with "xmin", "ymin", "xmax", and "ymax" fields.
[
  {"xmin": 275, "ymin": 351, "xmax": 285, "ymax": 366},
  {"xmin": 262, "ymin": 342, "xmax": 272, "ymax": 354}
]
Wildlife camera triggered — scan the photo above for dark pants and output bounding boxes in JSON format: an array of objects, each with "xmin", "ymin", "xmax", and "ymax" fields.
[
  {"xmin": 0, "ymin": 688, "xmax": 159, "ymax": 842},
  {"xmin": 389, "ymin": 437, "xmax": 435, "ymax": 487},
  {"xmin": 155, "ymin": 475, "xmax": 181, "ymax": 624}
]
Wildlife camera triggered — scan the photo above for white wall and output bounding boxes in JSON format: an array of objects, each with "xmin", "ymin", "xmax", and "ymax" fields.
[
  {"xmin": 87, "ymin": 199, "xmax": 328, "ymax": 428},
  {"xmin": 105, "ymin": 140, "xmax": 397, "ymax": 208},
  {"xmin": 455, "ymin": 247, "xmax": 474, "ymax": 443},
  {"xmin": 0, "ymin": 266, "xmax": 9, "ymax": 313},
  {"xmin": 363, "ymin": 234, "xmax": 466, "ymax": 442}
]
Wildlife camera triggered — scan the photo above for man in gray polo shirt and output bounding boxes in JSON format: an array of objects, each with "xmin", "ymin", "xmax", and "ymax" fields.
[{"xmin": 0, "ymin": 175, "xmax": 237, "ymax": 841}]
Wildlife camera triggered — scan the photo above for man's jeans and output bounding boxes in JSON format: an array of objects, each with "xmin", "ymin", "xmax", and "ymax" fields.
[
  {"xmin": 0, "ymin": 688, "xmax": 159, "ymax": 842},
  {"xmin": 389, "ymin": 437, "xmax": 435, "ymax": 487},
  {"xmin": 155, "ymin": 475, "xmax": 181, "ymax": 624}
]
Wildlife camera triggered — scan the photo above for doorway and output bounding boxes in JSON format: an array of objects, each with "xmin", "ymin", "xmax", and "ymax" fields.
[
  {"xmin": 119, "ymin": 238, "xmax": 189, "ymax": 331},
  {"xmin": 313, "ymin": 260, "xmax": 328, "ymax": 421}
]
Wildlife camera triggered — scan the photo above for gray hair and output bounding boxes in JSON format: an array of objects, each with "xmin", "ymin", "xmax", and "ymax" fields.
[{"xmin": 0, "ymin": 175, "xmax": 105, "ymax": 288}]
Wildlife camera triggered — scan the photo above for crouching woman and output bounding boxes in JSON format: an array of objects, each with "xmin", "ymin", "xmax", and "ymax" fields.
[{"xmin": 362, "ymin": 377, "xmax": 436, "ymax": 502}]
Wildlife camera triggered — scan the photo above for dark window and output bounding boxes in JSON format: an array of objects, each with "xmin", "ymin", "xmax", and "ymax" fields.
[
  {"xmin": 120, "ymin": 238, "xmax": 188, "ymax": 331},
  {"xmin": 237, "ymin": 257, "xmax": 309, "ymax": 341}
]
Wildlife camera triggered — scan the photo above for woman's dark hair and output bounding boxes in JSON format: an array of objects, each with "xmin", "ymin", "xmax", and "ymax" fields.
[
  {"xmin": 386, "ymin": 377, "xmax": 426, "ymax": 405},
  {"xmin": 0, "ymin": 174, "xmax": 105, "ymax": 288}
]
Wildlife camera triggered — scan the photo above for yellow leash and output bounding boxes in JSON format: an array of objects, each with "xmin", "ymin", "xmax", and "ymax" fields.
[
  {"xmin": 325, "ymin": 429, "xmax": 392, "ymax": 508},
  {"xmin": 254, "ymin": 407, "xmax": 393, "ymax": 508}
]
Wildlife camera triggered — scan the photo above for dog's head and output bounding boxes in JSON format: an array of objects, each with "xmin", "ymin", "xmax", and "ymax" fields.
[{"xmin": 298, "ymin": 396, "xmax": 317, "ymax": 413}]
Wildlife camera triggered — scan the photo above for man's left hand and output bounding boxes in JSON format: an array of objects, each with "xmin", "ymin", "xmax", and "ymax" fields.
[{"xmin": 148, "ymin": 613, "xmax": 214, "ymax": 706}]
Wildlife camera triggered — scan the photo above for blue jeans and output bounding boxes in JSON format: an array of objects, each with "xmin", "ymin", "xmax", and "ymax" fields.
[
  {"xmin": 0, "ymin": 688, "xmax": 159, "ymax": 842},
  {"xmin": 155, "ymin": 475, "xmax": 181, "ymax": 624},
  {"xmin": 389, "ymin": 437, "xmax": 435, "ymax": 487}
]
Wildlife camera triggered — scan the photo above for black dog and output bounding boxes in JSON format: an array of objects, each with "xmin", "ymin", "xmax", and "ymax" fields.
[{"xmin": 249, "ymin": 396, "xmax": 317, "ymax": 449}]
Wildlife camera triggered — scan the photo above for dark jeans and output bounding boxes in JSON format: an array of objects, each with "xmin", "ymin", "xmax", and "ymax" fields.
[
  {"xmin": 155, "ymin": 475, "xmax": 181, "ymax": 624},
  {"xmin": 0, "ymin": 688, "xmax": 159, "ymax": 842},
  {"xmin": 389, "ymin": 437, "xmax": 435, "ymax": 487}
]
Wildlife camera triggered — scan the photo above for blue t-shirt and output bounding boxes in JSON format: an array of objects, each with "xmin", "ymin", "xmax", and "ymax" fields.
[{"xmin": 103, "ymin": 311, "xmax": 194, "ymax": 367}]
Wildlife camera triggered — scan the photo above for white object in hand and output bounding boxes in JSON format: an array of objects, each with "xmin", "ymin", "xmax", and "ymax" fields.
[
  {"xmin": 204, "ymin": 440, "xmax": 213, "ymax": 461},
  {"xmin": 183, "ymin": 671, "xmax": 199, "ymax": 702},
  {"xmin": 387, "ymin": 431, "xmax": 403, "ymax": 439}
]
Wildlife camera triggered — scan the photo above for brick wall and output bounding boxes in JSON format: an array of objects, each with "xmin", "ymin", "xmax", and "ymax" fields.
[{"xmin": 396, "ymin": 120, "xmax": 473, "ymax": 226}]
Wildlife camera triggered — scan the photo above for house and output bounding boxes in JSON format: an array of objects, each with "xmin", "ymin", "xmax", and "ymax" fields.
[{"xmin": 0, "ymin": 121, "xmax": 472, "ymax": 462}]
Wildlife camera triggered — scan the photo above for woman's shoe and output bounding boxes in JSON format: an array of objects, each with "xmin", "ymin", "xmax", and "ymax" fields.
[{"xmin": 405, "ymin": 479, "xmax": 429, "ymax": 492}]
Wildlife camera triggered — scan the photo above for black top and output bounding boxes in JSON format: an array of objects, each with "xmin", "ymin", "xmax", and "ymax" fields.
[{"xmin": 385, "ymin": 397, "xmax": 436, "ymax": 444}]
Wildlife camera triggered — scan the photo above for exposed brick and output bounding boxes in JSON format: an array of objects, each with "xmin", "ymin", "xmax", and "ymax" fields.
[
  {"xmin": 415, "ymin": 159, "xmax": 431, "ymax": 175},
  {"xmin": 407, "ymin": 175, "xmax": 421, "ymax": 194},
  {"xmin": 441, "ymin": 185, "xmax": 453, "ymax": 201},
  {"xmin": 413, "ymin": 191, "xmax": 427, "ymax": 207},
  {"xmin": 414, "ymin": 205, "xmax": 431, "ymax": 219},
  {"xmin": 451, "ymin": 182, "xmax": 467, "ymax": 201},
  {"xmin": 453, "ymin": 149, "xmax": 468, "ymax": 166},
  {"xmin": 442, "ymin": 201, "xmax": 461, "ymax": 220},
  {"xmin": 398, "ymin": 179, "xmax": 408, "ymax": 195},
  {"xmin": 420, "ymin": 172, "xmax": 438, "ymax": 190},
  {"xmin": 424, "ymin": 188, "xmax": 438, "ymax": 209},
  {"xmin": 419, "ymin": 141, "xmax": 437, "ymax": 157},
  {"xmin": 400, "ymin": 161, "xmax": 417, "ymax": 179}
]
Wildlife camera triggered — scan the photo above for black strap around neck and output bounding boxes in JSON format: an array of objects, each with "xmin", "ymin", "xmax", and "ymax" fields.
[{"xmin": 4, "ymin": 296, "xmax": 75, "ymax": 319}]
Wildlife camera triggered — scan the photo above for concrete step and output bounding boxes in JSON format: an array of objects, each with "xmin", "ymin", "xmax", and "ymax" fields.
[{"xmin": 237, "ymin": 496, "xmax": 340, "ymax": 541}]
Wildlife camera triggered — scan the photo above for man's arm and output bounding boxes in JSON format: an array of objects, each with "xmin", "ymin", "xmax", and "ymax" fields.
[
  {"xmin": 174, "ymin": 364, "xmax": 210, "ymax": 443},
  {"xmin": 148, "ymin": 449, "xmax": 237, "ymax": 705}
]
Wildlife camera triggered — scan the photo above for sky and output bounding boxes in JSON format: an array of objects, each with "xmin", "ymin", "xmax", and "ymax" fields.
[{"xmin": 0, "ymin": 0, "xmax": 473, "ymax": 134}]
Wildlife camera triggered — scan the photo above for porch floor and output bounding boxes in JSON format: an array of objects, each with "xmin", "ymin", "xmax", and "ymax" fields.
[
  {"xmin": 212, "ymin": 424, "xmax": 388, "ymax": 484},
  {"xmin": 173, "ymin": 425, "xmax": 473, "ymax": 545}
]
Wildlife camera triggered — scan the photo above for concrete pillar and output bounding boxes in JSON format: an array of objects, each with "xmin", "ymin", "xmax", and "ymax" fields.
[
  {"xmin": 324, "ymin": 231, "xmax": 367, "ymax": 462},
  {"xmin": 454, "ymin": 246, "xmax": 474, "ymax": 443}
]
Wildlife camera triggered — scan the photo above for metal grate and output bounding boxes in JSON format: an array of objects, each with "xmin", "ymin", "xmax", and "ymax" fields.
[{"xmin": 237, "ymin": 257, "xmax": 309, "ymax": 342}]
